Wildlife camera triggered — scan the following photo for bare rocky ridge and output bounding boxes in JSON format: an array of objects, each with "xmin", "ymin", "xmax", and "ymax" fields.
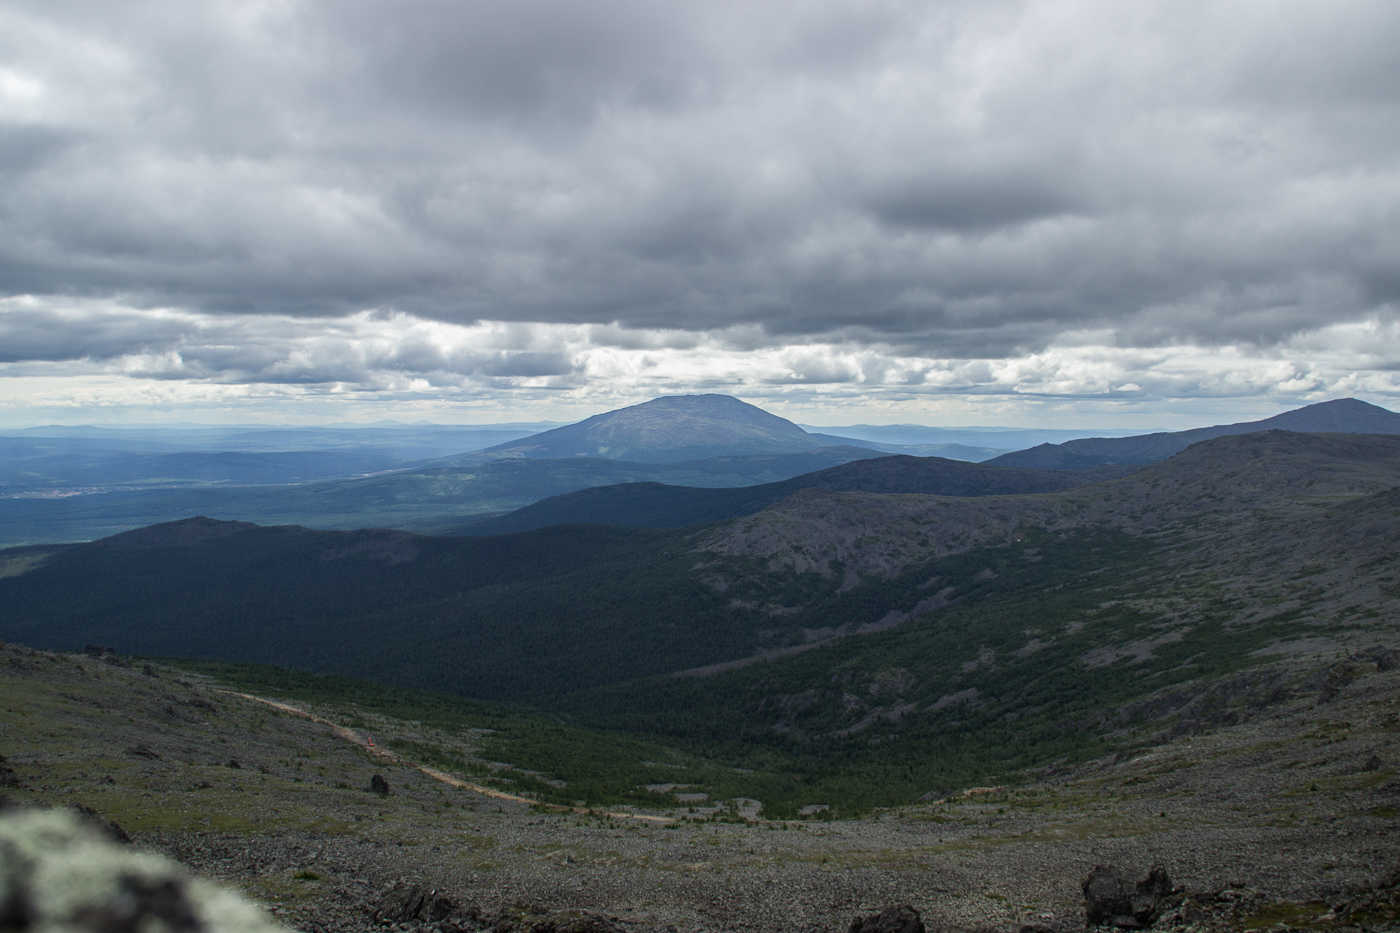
[
  {"xmin": 2, "ymin": 639, "xmax": 1396, "ymax": 933},
  {"xmin": 697, "ymin": 432, "xmax": 1400, "ymax": 578},
  {"xmin": 691, "ymin": 433, "xmax": 1400, "ymax": 668},
  {"xmin": 696, "ymin": 486, "xmax": 1068, "ymax": 578},
  {"xmin": 675, "ymin": 434, "xmax": 1400, "ymax": 712}
]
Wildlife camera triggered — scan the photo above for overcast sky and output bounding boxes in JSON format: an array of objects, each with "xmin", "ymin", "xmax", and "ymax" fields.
[{"xmin": 1, "ymin": 0, "xmax": 1397, "ymax": 427}]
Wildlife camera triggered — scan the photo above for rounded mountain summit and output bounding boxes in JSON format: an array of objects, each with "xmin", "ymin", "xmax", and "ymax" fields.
[{"xmin": 479, "ymin": 395, "xmax": 855, "ymax": 463}]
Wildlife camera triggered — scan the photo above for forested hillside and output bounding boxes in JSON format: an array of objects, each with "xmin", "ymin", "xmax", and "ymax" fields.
[
  {"xmin": 4, "ymin": 430, "xmax": 1400, "ymax": 813},
  {"xmin": 461, "ymin": 454, "xmax": 1137, "ymax": 534}
]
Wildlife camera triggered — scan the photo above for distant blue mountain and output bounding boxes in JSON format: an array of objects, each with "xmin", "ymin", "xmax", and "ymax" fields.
[
  {"xmin": 478, "ymin": 394, "xmax": 880, "ymax": 462},
  {"xmin": 987, "ymin": 398, "xmax": 1400, "ymax": 469},
  {"xmin": 797, "ymin": 423, "xmax": 1157, "ymax": 452}
]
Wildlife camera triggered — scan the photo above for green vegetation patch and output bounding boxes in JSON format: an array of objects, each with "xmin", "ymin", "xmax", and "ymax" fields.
[
  {"xmin": 565, "ymin": 529, "xmax": 1301, "ymax": 817},
  {"xmin": 173, "ymin": 659, "xmax": 783, "ymax": 812}
]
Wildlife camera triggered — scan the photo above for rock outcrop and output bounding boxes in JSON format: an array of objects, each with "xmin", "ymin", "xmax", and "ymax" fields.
[
  {"xmin": 372, "ymin": 881, "xmax": 470, "ymax": 926},
  {"xmin": 849, "ymin": 905, "xmax": 926, "ymax": 933},
  {"xmin": 0, "ymin": 807, "xmax": 286, "ymax": 933},
  {"xmin": 1083, "ymin": 866, "xmax": 1174, "ymax": 928}
]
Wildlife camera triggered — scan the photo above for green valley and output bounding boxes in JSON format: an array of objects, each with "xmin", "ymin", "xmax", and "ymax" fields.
[{"xmin": 4, "ymin": 430, "xmax": 1399, "ymax": 817}]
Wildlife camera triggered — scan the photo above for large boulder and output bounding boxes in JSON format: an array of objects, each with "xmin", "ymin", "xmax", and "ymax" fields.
[
  {"xmin": 849, "ymin": 905, "xmax": 926, "ymax": 933},
  {"xmin": 1083, "ymin": 866, "xmax": 1173, "ymax": 928},
  {"xmin": 0, "ymin": 807, "xmax": 286, "ymax": 933},
  {"xmin": 372, "ymin": 881, "xmax": 470, "ymax": 925}
]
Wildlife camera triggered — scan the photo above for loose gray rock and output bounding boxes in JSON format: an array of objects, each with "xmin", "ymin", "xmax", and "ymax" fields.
[{"xmin": 493, "ymin": 907, "xmax": 623, "ymax": 933}]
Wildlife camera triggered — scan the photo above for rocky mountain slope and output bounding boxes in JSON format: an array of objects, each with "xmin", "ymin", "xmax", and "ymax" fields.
[
  {"xmin": 0, "ymin": 431, "xmax": 1346, "ymax": 708},
  {"xmin": 987, "ymin": 397, "xmax": 1400, "ymax": 469},
  {"xmin": 1, "ymin": 639, "xmax": 1396, "ymax": 933},
  {"xmin": 5, "ymin": 432, "xmax": 1399, "ymax": 709},
  {"xmin": 702, "ymin": 430, "xmax": 1400, "ymax": 576},
  {"xmin": 4, "ymin": 430, "xmax": 1400, "ymax": 819}
]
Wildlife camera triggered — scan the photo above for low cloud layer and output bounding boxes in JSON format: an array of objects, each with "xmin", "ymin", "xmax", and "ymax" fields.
[
  {"xmin": 1, "ymin": 0, "xmax": 1398, "ymax": 421},
  {"xmin": 2, "ymin": 297, "xmax": 1397, "ymax": 427}
]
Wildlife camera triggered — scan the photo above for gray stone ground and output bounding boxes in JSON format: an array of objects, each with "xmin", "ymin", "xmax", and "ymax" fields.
[{"xmin": 2, "ymin": 643, "xmax": 1397, "ymax": 933}]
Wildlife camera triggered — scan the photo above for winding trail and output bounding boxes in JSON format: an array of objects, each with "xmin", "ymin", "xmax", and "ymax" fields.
[{"xmin": 221, "ymin": 691, "xmax": 674, "ymax": 823}]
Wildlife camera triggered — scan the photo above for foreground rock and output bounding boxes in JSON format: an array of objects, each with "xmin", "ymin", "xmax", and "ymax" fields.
[
  {"xmin": 849, "ymin": 905, "xmax": 925, "ymax": 933},
  {"xmin": 1082, "ymin": 866, "xmax": 1174, "ymax": 929},
  {"xmin": 0, "ymin": 806, "xmax": 286, "ymax": 933},
  {"xmin": 373, "ymin": 881, "xmax": 475, "ymax": 929}
]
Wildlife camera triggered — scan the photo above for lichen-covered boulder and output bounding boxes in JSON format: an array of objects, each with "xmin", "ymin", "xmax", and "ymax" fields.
[{"xmin": 0, "ymin": 806, "xmax": 288, "ymax": 933}]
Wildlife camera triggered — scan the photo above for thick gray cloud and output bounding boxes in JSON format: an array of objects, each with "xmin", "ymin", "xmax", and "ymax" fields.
[{"xmin": 0, "ymin": 0, "xmax": 1397, "ymax": 371}]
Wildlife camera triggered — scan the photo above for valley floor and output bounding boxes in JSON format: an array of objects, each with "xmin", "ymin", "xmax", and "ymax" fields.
[{"xmin": 1, "ymin": 642, "xmax": 1396, "ymax": 933}]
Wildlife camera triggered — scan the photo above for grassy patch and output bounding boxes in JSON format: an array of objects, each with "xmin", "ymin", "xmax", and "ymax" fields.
[
  {"xmin": 170, "ymin": 659, "xmax": 787, "ymax": 813},
  {"xmin": 1243, "ymin": 901, "xmax": 1334, "ymax": 930}
]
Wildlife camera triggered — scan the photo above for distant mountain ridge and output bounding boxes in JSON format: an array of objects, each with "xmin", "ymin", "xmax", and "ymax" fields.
[
  {"xmin": 462, "ymin": 397, "xmax": 1399, "ymax": 534},
  {"xmin": 797, "ymin": 423, "xmax": 1159, "ymax": 450},
  {"xmin": 479, "ymin": 395, "xmax": 875, "ymax": 462},
  {"xmin": 9, "ymin": 394, "xmax": 1396, "ymax": 547},
  {"xmin": 460, "ymin": 456, "xmax": 1140, "ymax": 535},
  {"xmin": 6, "ymin": 430, "xmax": 1400, "ymax": 712},
  {"xmin": 986, "ymin": 398, "xmax": 1400, "ymax": 469},
  {"xmin": 0, "ymin": 446, "xmax": 888, "ymax": 548}
]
